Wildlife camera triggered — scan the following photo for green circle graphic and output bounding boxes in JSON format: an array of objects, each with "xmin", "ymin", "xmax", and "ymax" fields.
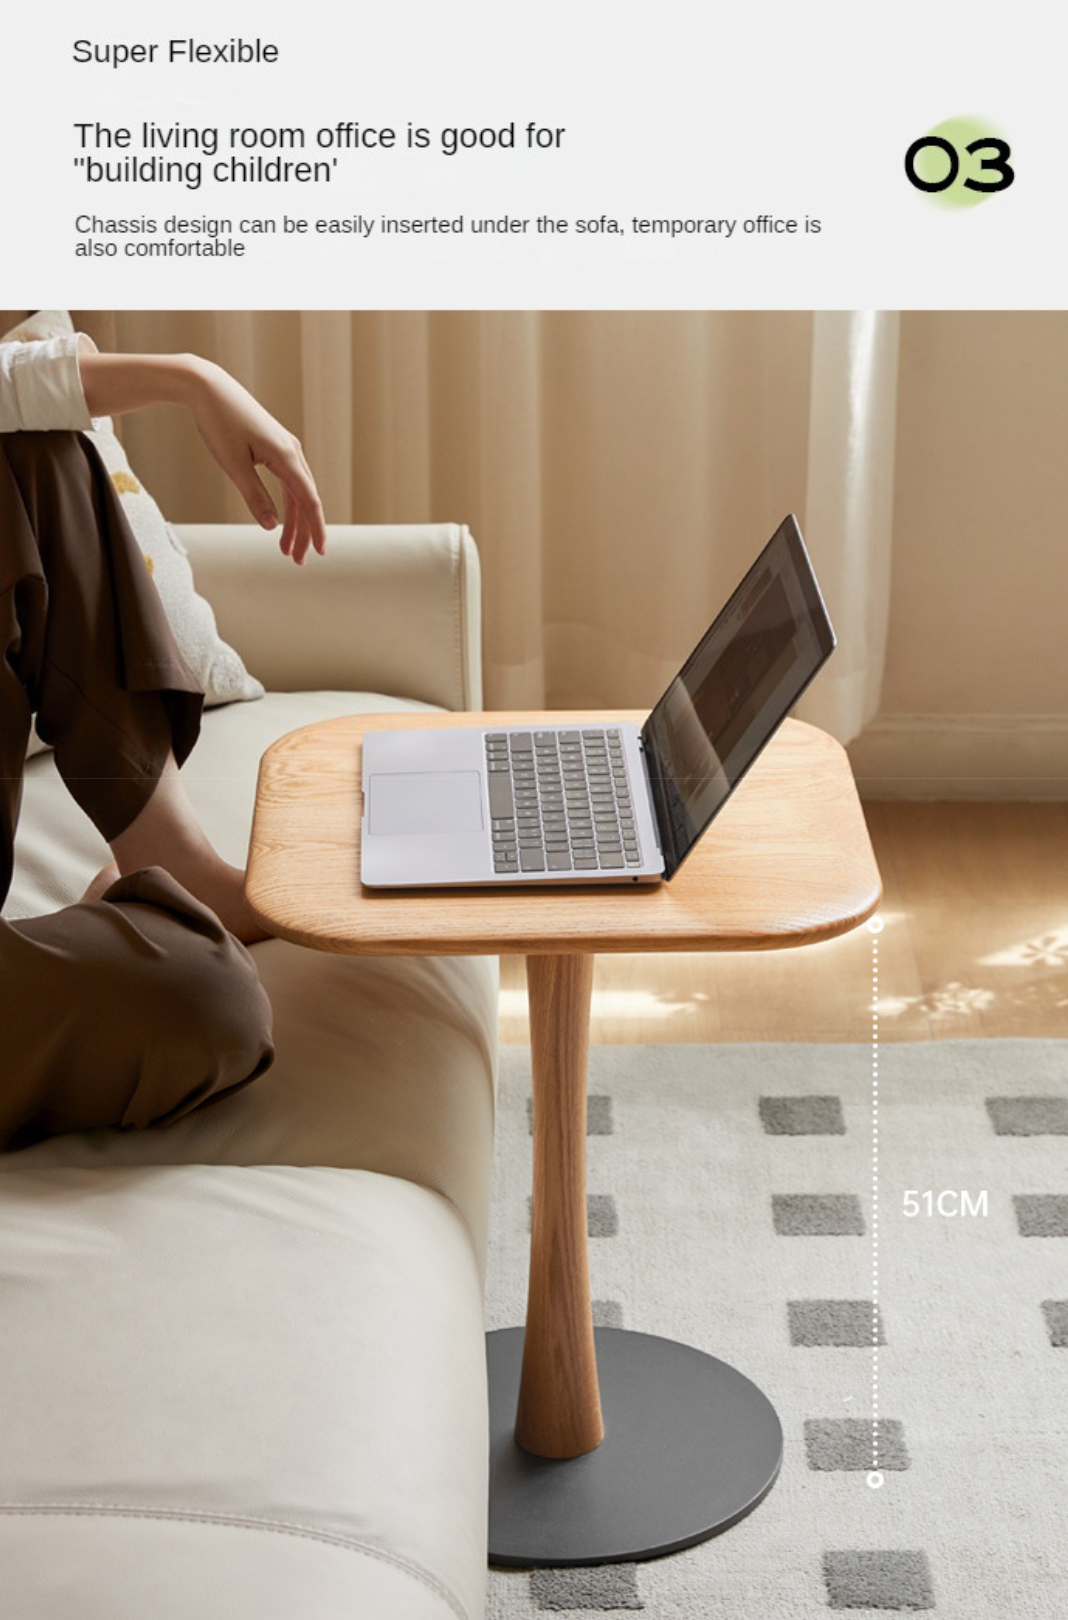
[{"xmin": 911, "ymin": 115, "xmax": 1008, "ymax": 210}]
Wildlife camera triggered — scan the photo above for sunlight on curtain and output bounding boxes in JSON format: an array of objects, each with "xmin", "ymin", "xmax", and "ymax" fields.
[
  {"xmin": 114, "ymin": 310, "xmax": 898, "ymax": 741},
  {"xmin": 798, "ymin": 311, "xmax": 899, "ymax": 741}
]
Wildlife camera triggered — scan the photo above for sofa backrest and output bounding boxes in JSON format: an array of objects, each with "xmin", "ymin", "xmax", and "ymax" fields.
[{"xmin": 177, "ymin": 523, "xmax": 483, "ymax": 711}]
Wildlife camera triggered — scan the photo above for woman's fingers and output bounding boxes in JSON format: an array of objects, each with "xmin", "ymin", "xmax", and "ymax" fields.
[
  {"xmin": 278, "ymin": 487, "xmax": 303, "ymax": 561},
  {"xmin": 227, "ymin": 458, "xmax": 280, "ymax": 532},
  {"xmin": 229, "ymin": 441, "xmax": 322, "ymax": 563},
  {"xmin": 264, "ymin": 440, "xmax": 326, "ymax": 560},
  {"xmin": 299, "ymin": 448, "xmax": 326, "ymax": 556}
]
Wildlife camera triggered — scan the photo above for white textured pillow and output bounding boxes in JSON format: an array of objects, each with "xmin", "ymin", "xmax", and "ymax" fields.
[
  {"xmin": 82, "ymin": 417, "xmax": 265, "ymax": 706},
  {"xmin": 2, "ymin": 312, "xmax": 264, "ymax": 750}
]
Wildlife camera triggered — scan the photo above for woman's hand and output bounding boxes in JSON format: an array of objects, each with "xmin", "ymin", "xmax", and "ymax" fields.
[
  {"xmin": 182, "ymin": 359, "xmax": 326, "ymax": 564},
  {"xmin": 78, "ymin": 345, "xmax": 326, "ymax": 565}
]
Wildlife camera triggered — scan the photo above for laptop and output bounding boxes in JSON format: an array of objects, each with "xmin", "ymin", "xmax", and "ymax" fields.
[{"xmin": 360, "ymin": 514, "xmax": 835, "ymax": 888}]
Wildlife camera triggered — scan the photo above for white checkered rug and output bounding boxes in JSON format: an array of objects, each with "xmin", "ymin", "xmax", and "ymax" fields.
[{"xmin": 485, "ymin": 1041, "xmax": 1068, "ymax": 1618}]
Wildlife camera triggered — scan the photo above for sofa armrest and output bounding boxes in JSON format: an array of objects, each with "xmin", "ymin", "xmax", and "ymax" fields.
[{"xmin": 174, "ymin": 523, "xmax": 482, "ymax": 712}]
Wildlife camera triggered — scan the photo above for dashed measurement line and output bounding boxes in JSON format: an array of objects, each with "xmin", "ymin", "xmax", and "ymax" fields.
[{"xmin": 868, "ymin": 914, "xmax": 883, "ymax": 1490}]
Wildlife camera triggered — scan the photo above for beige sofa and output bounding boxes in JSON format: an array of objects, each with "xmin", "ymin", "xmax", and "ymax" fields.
[{"xmin": 0, "ymin": 525, "xmax": 498, "ymax": 1620}]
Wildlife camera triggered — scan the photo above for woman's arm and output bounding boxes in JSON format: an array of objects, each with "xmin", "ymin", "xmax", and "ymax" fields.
[
  {"xmin": 0, "ymin": 336, "xmax": 91, "ymax": 435},
  {"xmin": 78, "ymin": 345, "xmax": 325, "ymax": 565}
]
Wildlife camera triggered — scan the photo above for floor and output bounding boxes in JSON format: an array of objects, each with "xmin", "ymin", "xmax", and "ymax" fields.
[{"xmin": 498, "ymin": 803, "xmax": 1068, "ymax": 1045}]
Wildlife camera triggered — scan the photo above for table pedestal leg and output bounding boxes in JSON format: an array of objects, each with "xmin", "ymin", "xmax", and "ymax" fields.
[
  {"xmin": 515, "ymin": 951, "xmax": 602, "ymax": 1458},
  {"xmin": 487, "ymin": 950, "xmax": 783, "ymax": 1568}
]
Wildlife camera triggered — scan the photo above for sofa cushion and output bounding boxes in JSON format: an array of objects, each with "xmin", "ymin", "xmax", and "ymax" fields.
[
  {"xmin": 0, "ymin": 1166, "xmax": 489, "ymax": 1620},
  {"xmin": 0, "ymin": 1518, "xmax": 457, "ymax": 1620},
  {"xmin": 9, "ymin": 941, "xmax": 499, "ymax": 1269},
  {"xmin": 5, "ymin": 691, "xmax": 499, "ymax": 1268}
]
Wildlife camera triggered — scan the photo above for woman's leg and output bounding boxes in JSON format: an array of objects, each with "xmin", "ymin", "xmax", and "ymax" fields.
[
  {"xmin": 0, "ymin": 866, "xmax": 274, "ymax": 1152},
  {"xmin": 1, "ymin": 430, "xmax": 262, "ymax": 938},
  {"xmin": 1, "ymin": 432, "xmax": 275, "ymax": 1147},
  {"xmin": 0, "ymin": 431, "xmax": 202, "ymax": 867}
]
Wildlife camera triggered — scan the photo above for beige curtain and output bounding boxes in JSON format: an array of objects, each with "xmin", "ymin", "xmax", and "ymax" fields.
[{"xmin": 115, "ymin": 311, "xmax": 898, "ymax": 740}]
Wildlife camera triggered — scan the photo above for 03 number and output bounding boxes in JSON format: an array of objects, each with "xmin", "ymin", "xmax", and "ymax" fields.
[{"xmin": 904, "ymin": 135, "xmax": 1014, "ymax": 194}]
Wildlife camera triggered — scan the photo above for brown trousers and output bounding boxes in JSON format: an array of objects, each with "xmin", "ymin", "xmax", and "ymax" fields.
[{"xmin": 0, "ymin": 432, "xmax": 274, "ymax": 1151}]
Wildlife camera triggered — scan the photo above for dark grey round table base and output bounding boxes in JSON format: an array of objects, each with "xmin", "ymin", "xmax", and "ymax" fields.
[{"xmin": 487, "ymin": 1326, "xmax": 783, "ymax": 1568}]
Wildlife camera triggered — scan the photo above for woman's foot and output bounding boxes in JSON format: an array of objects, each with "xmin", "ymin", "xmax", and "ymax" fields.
[
  {"xmin": 169, "ymin": 856, "xmax": 271, "ymax": 945},
  {"xmin": 79, "ymin": 855, "xmax": 268, "ymax": 943},
  {"xmin": 109, "ymin": 757, "xmax": 271, "ymax": 944},
  {"xmin": 79, "ymin": 861, "xmax": 120, "ymax": 903}
]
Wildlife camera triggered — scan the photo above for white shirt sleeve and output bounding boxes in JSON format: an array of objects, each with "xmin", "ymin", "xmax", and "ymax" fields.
[{"xmin": 0, "ymin": 335, "xmax": 93, "ymax": 434}]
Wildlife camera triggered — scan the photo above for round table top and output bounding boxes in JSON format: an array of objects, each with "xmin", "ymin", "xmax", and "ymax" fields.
[{"xmin": 246, "ymin": 710, "xmax": 882, "ymax": 957}]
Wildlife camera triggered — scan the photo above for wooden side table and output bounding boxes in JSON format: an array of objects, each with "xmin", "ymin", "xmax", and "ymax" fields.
[{"xmin": 247, "ymin": 710, "xmax": 881, "ymax": 1568}]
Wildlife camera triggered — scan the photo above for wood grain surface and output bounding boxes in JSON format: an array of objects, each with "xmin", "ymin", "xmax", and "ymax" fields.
[
  {"xmin": 246, "ymin": 711, "xmax": 881, "ymax": 955},
  {"xmin": 515, "ymin": 953, "xmax": 604, "ymax": 1458}
]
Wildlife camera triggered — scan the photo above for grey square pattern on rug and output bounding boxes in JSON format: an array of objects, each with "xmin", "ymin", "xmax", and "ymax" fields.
[
  {"xmin": 804, "ymin": 1418, "xmax": 910, "ymax": 1471},
  {"xmin": 1041, "ymin": 1301, "xmax": 1068, "ymax": 1346},
  {"xmin": 485, "ymin": 1040, "xmax": 1068, "ymax": 1619},
  {"xmin": 1013, "ymin": 1195, "xmax": 1068, "ymax": 1236},
  {"xmin": 788, "ymin": 1300, "xmax": 885, "ymax": 1346},
  {"xmin": 823, "ymin": 1550, "xmax": 935, "ymax": 1610},
  {"xmin": 773, "ymin": 1193, "xmax": 865, "ymax": 1235},
  {"xmin": 586, "ymin": 1195, "xmax": 618, "ymax": 1237},
  {"xmin": 759, "ymin": 1095, "xmax": 846, "ymax": 1135},
  {"xmin": 986, "ymin": 1096, "xmax": 1068, "ymax": 1134},
  {"xmin": 530, "ymin": 1567, "xmax": 643, "ymax": 1611}
]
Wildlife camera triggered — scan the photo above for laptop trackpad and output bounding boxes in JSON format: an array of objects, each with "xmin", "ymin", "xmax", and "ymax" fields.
[{"xmin": 368, "ymin": 771, "xmax": 484, "ymax": 836}]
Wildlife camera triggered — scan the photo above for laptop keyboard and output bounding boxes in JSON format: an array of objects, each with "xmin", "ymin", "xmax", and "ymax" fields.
[{"xmin": 484, "ymin": 729, "xmax": 643, "ymax": 874}]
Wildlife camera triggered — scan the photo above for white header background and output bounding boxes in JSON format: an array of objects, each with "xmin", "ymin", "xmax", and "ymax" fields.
[{"xmin": 4, "ymin": 0, "xmax": 1066, "ymax": 308}]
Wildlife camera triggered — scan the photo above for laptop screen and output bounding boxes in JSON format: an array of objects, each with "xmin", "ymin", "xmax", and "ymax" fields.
[{"xmin": 641, "ymin": 515, "xmax": 835, "ymax": 879}]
